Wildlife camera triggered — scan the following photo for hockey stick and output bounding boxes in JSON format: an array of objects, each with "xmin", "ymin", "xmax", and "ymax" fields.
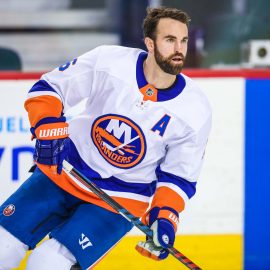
[{"xmin": 62, "ymin": 160, "xmax": 202, "ymax": 270}]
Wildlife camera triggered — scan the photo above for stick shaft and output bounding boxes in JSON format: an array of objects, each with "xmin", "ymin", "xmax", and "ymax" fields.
[{"xmin": 63, "ymin": 160, "xmax": 202, "ymax": 270}]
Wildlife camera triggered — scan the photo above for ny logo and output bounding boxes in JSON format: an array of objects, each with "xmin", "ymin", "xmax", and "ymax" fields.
[
  {"xmin": 106, "ymin": 119, "xmax": 132, "ymax": 144},
  {"xmin": 79, "ymin": 233, "xmax": 93, "ymax": 250}
]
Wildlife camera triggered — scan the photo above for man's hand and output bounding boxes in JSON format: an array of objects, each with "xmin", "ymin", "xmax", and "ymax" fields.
[
  {"xmin": 136, "ymin": 239, "xmax": 169, "ymax": 260},
  {"xmin": 31, "ymin": 117, "xmax": 70, "ymax": 174},
  {"xmin": 135, "ymin": 207, "xmax": 179, "ymax": 261}
]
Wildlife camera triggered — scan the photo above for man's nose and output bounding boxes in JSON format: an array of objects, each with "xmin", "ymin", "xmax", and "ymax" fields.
[{"xmin": 174, "ymin": 42, "xmax": 183, "ymax": 53}]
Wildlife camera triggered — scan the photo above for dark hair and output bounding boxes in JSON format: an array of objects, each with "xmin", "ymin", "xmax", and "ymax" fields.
[{"xmin": 143, "ymin": 7, "xmax": 191, "ymax": 40}]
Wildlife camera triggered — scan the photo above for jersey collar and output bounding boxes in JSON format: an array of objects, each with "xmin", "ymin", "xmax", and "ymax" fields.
[{"xmin": 136, "ymin": 52, "xmax": 186, "ymax": 102}]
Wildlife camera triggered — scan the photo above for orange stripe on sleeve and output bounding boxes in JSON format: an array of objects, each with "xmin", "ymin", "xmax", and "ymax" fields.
[
  {"xmin": 151, "ymin": 186, "xmax": 185, "ymax": 214},
  {"xmin": 24, "ymin": 95, "xmax": 63, "ymax": 127}
]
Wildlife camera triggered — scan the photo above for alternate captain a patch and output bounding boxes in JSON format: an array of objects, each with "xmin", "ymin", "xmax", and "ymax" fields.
[{"xmin": 91, "ymin": 114, "xmax": 146, "ymax": 169}]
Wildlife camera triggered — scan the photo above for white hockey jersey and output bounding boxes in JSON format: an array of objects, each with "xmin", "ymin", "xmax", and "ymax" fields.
[{"xmin": 25, "ymin": 45, "xmax": 212, "ymax": 217}]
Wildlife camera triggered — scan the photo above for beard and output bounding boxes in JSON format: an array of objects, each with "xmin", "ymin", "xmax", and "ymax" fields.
[{"xmin": 154, "ymin": 44, "xmax": 185, "ymax": 75}]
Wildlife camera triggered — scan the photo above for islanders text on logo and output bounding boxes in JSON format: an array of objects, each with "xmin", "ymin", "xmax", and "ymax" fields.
[{"xmin": 91, "ymin": 114, "xmax": 146, "ymax": 169}]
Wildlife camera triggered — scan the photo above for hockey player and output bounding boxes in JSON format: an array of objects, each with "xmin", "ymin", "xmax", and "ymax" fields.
[{"xmin": 0, "ymin": 7, "xmax": 211, "ymax": 270}]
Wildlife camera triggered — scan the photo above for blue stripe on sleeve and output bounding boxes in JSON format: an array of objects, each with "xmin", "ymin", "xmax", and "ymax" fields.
[
  {"xmin": 155, "ymin": 165, "xmax": 196, "ymax": 199},
  {"xmin": 29, "ymin": 80, "xmax": 58, "ymax": 94}
]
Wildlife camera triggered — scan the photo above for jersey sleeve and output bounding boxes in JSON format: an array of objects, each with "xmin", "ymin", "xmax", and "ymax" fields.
[
  {"xmin": 24, "ymin": 46, "xmax": 102, "ymax": 127},
  {"xmin": 152, "ymin": 114, "xmax": 212, "ymax": 214}
]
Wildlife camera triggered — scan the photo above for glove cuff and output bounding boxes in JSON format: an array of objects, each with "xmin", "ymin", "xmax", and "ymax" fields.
[
  {"xmin": 157, "ymin": 208, "xmax": 179, "ymax": 232},
  {"xmin": 31, "ymin": 116, "xmax": 68, "ymax": 140},
  {"xmin": 144, "ymin": 206, "xmax": 179, "ymax": 232}
]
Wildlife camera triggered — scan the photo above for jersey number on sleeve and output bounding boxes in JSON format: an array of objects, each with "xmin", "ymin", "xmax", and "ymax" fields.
[{"xmin": 59, "ymin": 58, "xmax": 78, "ymax": 71}]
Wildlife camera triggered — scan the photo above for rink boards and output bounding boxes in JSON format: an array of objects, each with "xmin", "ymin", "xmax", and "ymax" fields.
[{"xmin": 0, "ymin": 70, "xmax": 269, "ymax": 269}]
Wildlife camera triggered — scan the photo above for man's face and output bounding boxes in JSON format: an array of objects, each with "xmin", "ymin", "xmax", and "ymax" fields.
[{"xmin": 153, "ymin": 18, "xmax": 188, "ymax": 75}]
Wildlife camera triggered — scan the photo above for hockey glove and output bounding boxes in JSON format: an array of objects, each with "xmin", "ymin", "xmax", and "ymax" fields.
[
  {"xmin": 135, "ymin": 207, "xmax": 179, "ymax": 260},
  {"xmin": 31, "ymin": 116, "xmax": 70, "ymax": 174}
]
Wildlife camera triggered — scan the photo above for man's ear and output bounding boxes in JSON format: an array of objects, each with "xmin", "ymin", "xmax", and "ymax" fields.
[{"xmin": 144, "ymin": 37, "xmax": 154, "ymax": 53}]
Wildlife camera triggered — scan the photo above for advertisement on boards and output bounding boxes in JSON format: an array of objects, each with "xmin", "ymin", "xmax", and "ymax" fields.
[{"xmin": 0, "ymin": 80, "xmax": 35, "ymax": 203}]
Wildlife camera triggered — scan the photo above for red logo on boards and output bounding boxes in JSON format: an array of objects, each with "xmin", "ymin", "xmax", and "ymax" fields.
[{"xmin": 3, "ymin": 204, "xmax": 15, "ymax": 216}]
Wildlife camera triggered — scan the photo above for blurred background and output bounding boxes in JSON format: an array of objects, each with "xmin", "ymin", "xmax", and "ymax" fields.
[
  {"xmin": 0, "ymin": 1, "xmax": 269, "ymax": 270},
  {"xmin": 0, "ymin": 0, "xmax": 269, "ymax": 71}
]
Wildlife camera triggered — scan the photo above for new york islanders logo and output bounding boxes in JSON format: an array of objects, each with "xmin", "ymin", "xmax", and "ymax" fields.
[{"xmin": 91, "ymin": 114, "xmax": 146, "ymax": 168}]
